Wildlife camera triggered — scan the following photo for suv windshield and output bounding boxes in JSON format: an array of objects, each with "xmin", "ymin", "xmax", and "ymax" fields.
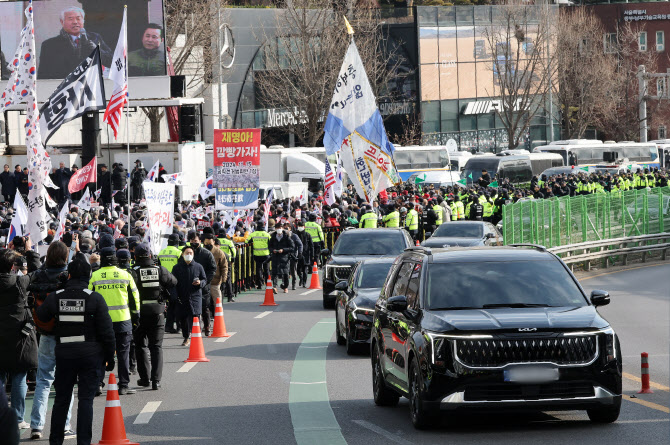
[
  {"xmin": 425, "ymin": 261, "xmax": 587, "ymax": 310},
  {"xmin": 356, "ymin": 262, "xmax": 393, "ymax": 289},
  {"xmin": 433, "ymin": 223, "xmax": 484, "ymax": 238},
  {"xmin": 333, "ymin": 232, "xmax": 406, "ymax": 256}
]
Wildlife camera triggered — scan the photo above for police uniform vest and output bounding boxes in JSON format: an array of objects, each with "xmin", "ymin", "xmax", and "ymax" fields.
[
  {"xmin": 450, "ymin": 202, "xmax": 458, "ymax": 221},
  {"xmin": 455, "ymin": 201, "xmax": 465, "ymax": 220},
  {"xmin": 359, "ymin": 212, "xmax": 378, "ymax": 228},
  {"xmin": 218, "ymin": 237, "xmax": 237, "ymax": 260},
  {"xmin": 471, "ymin": 202, "xmax": 484, "ymax": 220},
  {"xmin": 383, "ymin": 211, "xmax": 400, "ymax": 228},
  {"xmin": 432, "ymin": 205, "xmax": 443, "ymax": 225},
  {"xmin": 158, "ymin": 246, "xmax": 181, "ymax": 273},
  {"xmin": 405, "ymin": 209, "xmax": 419, "ymax": 230},
  {"xmin": 133, "ymin": 264, "xmax": 163, "ymax": 315},
  {"xmin": 55, "ymin": 288, "xmax": 94, "ymax": 344},
  {"xmin": 89, "ymin": 266, "xmax": 139, "ymax": 324},
  {"xmin": 249, "ymin": 231, "xmax": 271, "ymax": 256},
  {"xmin": 304, "ymin": 221, "xmax": 324, "ymax": 243}
]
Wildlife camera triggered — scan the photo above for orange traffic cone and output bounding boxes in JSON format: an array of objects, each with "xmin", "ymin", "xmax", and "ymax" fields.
[
  {"xmin": 185, "ymin": 317, "xmax": 209, "ymax": 362},
  {"xmin": 95, "ymin": 373, "xmax": 139, "ymax": 445},
  {"xmin": 309, "ymin": 262, "xmax": 322, "ymax": 290},
  {"xmin": 260, "ymin": 276, "xmax": 278, "ymax": 306},
  {"xmin": 415, "ymin": 239, "xmax": 420, "ymax": 246},
  {"xmin": 211, "ymin": 297, "xmax": 230, "ymax": 338}
]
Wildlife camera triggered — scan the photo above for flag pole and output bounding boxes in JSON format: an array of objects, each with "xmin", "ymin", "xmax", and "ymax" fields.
[{"xmin": 123, "ymin": 5, "xmax": 130, "ymax": 230}]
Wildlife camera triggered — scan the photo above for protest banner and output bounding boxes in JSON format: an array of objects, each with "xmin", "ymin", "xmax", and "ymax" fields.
[
  {"xmin": 213, "ymin": 129, "xmax": 261, "ymax": 210},
  {"xmin": 142, "ymin": 182, "xmax": 175, "ymax": 255}
]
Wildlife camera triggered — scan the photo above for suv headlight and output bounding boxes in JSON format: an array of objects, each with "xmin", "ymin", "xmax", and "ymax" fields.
[
  {"xmin": 600, "ymin": 327, "xmax": 617, "ymax": 362},
  {"xmin": 351, "ymin": 301, "xmax": 374, "ymax": 320}
]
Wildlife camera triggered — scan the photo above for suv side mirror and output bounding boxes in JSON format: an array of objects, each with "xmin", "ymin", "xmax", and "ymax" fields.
[
  {"xmin": 485, "ymin": 232, "xmax": 495, "ymax": 239},
  {"xmin": 321, "ymin": 248, "xmax": 331, "ymax": 256},
  {"xmin": 334, "ymin": 281, "xmax": 348, "ymax": 291},
  {"xmin": 387, "ymin": 295, "xmax": 408, "ymax": 312},
  {"xmin": 590, "ymin": 290, "xmax": 610, "ymax": 307}
]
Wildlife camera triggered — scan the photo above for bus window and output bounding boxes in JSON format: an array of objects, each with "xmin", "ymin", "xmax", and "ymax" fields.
[
  {"xmin": 551, "ymin": 157, "xmax": 562, "ymax": 167},
  {"xmin": 547, "ymin": 149, "xmax": 568, "ymax": 164},
  {"xmin": 649, "ymin": 146, "xmax": 658, "ymax": 161},
  {"xmin": 394, "ymin": 151, "xmax": 411, "ymax": 169}
]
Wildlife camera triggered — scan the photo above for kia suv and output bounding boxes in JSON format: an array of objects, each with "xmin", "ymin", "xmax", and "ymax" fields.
[{"xmin": 370, "ymin": 245, "xmax": 622, "ymax": 429}]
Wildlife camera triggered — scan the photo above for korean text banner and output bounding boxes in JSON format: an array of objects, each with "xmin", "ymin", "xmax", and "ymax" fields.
[
  {"xmin": 142, "ymin": 181, "xmax": 175, "ymax": 255},
  {"xmin": 213, "ymin": 129, "xmax": 261, "ymax": 189},
  {"xmin": 0, "ymin": 0, "xmax": 167, "ymax": 81},
  {"xmin": 215, "ymin": 187, "xmax": 259, "ymax": 211}
]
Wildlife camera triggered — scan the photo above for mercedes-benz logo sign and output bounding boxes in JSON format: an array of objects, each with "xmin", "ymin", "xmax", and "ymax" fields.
[{"xmin": 220, "ymin": 23, "xmax": 235, "ymax": 69}]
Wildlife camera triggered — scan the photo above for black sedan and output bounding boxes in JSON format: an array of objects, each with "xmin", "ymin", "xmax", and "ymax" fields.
[
  {"xmin": 421, "ymin": 221, "xmax": 502, "ymax": 248},
  {"xmin": 334, "ymin": 258, "xmax": 395, "ymax": 355}
]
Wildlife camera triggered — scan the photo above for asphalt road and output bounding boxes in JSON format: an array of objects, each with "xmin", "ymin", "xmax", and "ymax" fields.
[{"xmin": 19, "ymin": 263, "xmax": 669, "ymax": 444}]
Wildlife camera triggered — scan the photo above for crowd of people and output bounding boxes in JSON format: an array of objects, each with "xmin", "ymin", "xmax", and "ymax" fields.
[{"xmin": 0, "ymin": 159, "xmax": 669, "ymax": 444}]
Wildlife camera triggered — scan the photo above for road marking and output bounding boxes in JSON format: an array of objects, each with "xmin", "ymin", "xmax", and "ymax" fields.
[
  {"xmin": 624, "ymin": 395, "xmax": 670, "ymax": 413},
  {"xmin": 255, "ymin": 311, "xmax": 273, "ymax": 319},
  {"xmin": 301, "ymin": 289, "xmax": 318, "ymax": 295},
  {"xmin": 134, "ymin": 401, "xmax": 162, "ymax": 424},
  {"xmin": 579, "ymin": 263, "xmax": 669, "ymax": 281},
  {"xmin": 215, "ymin": 332, "xmax": 236, "ymax": 343},
  {"xmin": 177, "ymin": 362, "xmax": 197, "ymax": 373},
  {"xmin": 289, "ymin": 318, "xmax": 346, "ymax": 445},
  {"xmin": 623, "ymin": 372, "xmax": 670, "ymax": 391},
  {"xmin": 352, "ymin": 420, "xmax": 414, "ymax": 445},
  {"xmin": 617, "ymin": 418, "xmax": 669, "ymax": 424},
  {"xmin": 300, "ymin": 345, "xmax": 328, "ymax": 349}
]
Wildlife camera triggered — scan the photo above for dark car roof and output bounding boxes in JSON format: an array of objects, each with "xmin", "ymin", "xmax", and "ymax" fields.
[
  {"xmin": 357, "ymin": 256, "xmax": 398, "ymax": 265},
  {"xmin": 339, "ymin": 228, "xmax": 407, "ymax": 234},
  {"xmin": 406, "ymin": 246, "xmax": 555, "ymax": 263}
]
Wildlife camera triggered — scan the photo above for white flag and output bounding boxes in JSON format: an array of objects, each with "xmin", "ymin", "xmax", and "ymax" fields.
[
  {"xmin": 334, "ymin": 155, "xmax": 344, "ymax": 197},
  {"xmin": 145, "ymin": 160, "xmax": 160, "ymax": 182},
  {"xmin": 198, "ymin": 176, "xmax": 215, "ymax": 200},
  {"xmin": 166, "ymin": 172, "xmax": 185, "ymax": 185},
  {"xmin": 8, "ymin": 194, "xmax": 29, "ymax": 243},
  {"xmin": 323, "ymin": 40, "xmax": 401, "ymax": 202},
  {"xmin": 298, "ymin": 186, "xmax": 308, "ymax": 206},
  {"xmin": 53, "ymin": 202, "xmax": 70, "ymax": 242},
  {"xmin": 76, "ymin": 188, "xmax": 92, "ymax": 211}
]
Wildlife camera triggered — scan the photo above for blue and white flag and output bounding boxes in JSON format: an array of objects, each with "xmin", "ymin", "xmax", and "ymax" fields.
[
  {"xmin": 8, "ymin": 194, "xmax": 29, "ymax": 243},
  {"xmin": 323, "ymin": 40, "xmax": 400, "ymax": 202}
]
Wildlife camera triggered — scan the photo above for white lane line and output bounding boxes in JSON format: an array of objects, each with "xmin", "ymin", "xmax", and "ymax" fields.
[
  {"xmin": 300, "ymin": 345, "xmax": 328, "ymax": 349},
  {"xmin": 255, "ymin": 311, "xmax": 273, "ymax": 319},
  {"xmin": 301, "ymin": 289, "xmax": 318, "ymax": 295},
  {"xmin": 616, "ymin": 419, "xmax": 670, "ymax": 424},
  {"xmin": 134, "ymin": 401, "xmax": 162, "ymax": 424},
  {"xmin": 177, "ymin": 362, "xmax": 197, "ymax": 373},
  {"xmin": 352, "ymin": 420, "xmax": 413, "ymax": 445},
  {"xmin": 215, "ymin": 332, "xmax": 236, "ymax": 343},
  {"xmin": 290, "ymin": 381, "xmax": 327, "ymax": 385},
  {"xmin": 317, "ymin": 321, "xmax": 335, "ymax": 324}
]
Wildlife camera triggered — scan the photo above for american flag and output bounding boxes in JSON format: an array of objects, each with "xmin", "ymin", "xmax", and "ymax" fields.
[
  {"xmin": 103, "ymin": 7, "xmax": 128, "ymax": 139},
  {"xmin": 324, "ymin": 158, "xmax": 336, "ymax": 189}
]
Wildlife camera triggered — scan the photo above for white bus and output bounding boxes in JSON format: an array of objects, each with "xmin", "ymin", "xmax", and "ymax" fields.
[{"xmin": 534, "ymin": 141, "xmax": 659, "ymax": 170}]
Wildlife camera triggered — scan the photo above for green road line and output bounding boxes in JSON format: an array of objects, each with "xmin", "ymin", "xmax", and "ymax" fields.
[{"xmin": 289, "ymin": 318, "xmax": 347, "ymax": 445}]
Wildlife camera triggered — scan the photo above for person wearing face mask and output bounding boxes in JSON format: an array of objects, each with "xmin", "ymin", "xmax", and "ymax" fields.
[
  {"xmin": 202, "ymin": 233, "xmax": 227, "ymax": 332},
  {"xmin": 171, "ymin": 247, "xmax": 207, "ymax": 346},
  {"xmin": 285, "ymin": 223, "xmax": 303, "ymax": 291},
  {"xmin": 295, "ymin": 220, "xmax": 313, "ymax": 287},
  {"xmin": 268, "ymin": 223, "xmax": 295, "ymax": 294},
  {"xmin": 186, "ymin": 232, "xmax": 217, "ymax": 336}
]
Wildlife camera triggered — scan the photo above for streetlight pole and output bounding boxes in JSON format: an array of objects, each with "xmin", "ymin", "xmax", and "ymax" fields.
[{"xmin": 217, "ymin": 4, "xmax": 223, "ymax": 130}]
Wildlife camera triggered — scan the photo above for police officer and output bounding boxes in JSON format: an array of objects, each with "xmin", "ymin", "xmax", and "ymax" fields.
[
  {"xmin": 217, "ymin": 230, "xmax": 237, "ymax": 302},
  {"xmin": 36, "ymin": 258, "xmax": 115, "ymax": 445},
  {"xmin": 131, "ymin": 244, "xmax": 177, "ymax": 391},
  {"xmin": 89, "ymin": 247, "xmax": 140, "ymax": 395},
  {"xmin": 432, "ymin": 200, "xmax": 443, "ymax": 226},
  {"xmin": 158, "ymin": 234, "xmax": 181, "ymax": 332},
  {"xmin": 382, "ymin": 204, "xmax": 400, "ymax": 228},
  {"xmin": 304, "ymin": 214, "xmax": 324, "ymax": 266},
  {"xmin": 359, "ymin": 206, "xmax": 378, "ymax": 228},
  {"xmin": 248, "ymin": 222, "xmax": 271, "ymax": 289},
  {"xmin": 405, "ymin": 204, "xmax": 419, "ymax": 240}
]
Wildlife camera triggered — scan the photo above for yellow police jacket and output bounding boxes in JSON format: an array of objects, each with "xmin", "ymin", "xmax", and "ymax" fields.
[
  {"xmin": 304, "ymin": 221, "xmax": 324, "ymax": 243},
  {"xmin": 89, "ymin": 266, "xmax": 140, "ymax": 323},
  {"xmin": 158, "ymin": 246, "xmax": 181, "ymax": 273},
  {"xmin": 383, "ymin": 211, "xmax": 400, "ymax": 227},
  {"xmin": 359, "ymin": 212, "xmax": 378, "ymax": 228},
  {"xmin": 248, "ymin": 231, "xmax": 271, "ymax": 256}
]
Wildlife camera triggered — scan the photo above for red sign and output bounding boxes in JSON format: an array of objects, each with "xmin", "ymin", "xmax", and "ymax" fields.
[
  {"xmin": 197, "ymin": 219, "xmax": 212, "ymax": 230},
  {"xmin": 68, "ymin": 157, "xmax": 97, "ymax": 194},
  {"xmin": 213, "ymin": 129, "xmax": 261, "ymax": 189}
]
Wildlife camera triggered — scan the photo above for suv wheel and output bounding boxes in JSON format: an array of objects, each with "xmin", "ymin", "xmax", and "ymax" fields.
[
  {"xmin": 372, "ymin": 343, "xmax": 399, "ymax": 407},
  {"xmin": 587, "ymin": 396, "xmax": 622, "ymax": 423},
  {"xmin": 323, "ymin": 293, "xmax": 334, "ymax": 309},
  {"xmin": 335, "ymin": 318, "xmax": 346, "ymax": 346},
  {"xmin": 409, "ymin": 356, "xmax": 437, "ymax": 429},
  {"xmin": 345, "ymin": 324, "xmax": 358, "ymax": 355}
]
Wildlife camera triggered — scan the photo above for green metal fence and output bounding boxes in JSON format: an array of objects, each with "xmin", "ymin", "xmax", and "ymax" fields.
[{"xmin": 502, "ymin": 187, "xmax": 670, "ymax": 249}]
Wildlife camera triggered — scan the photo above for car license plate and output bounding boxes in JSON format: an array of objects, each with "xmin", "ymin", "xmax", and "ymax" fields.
[{"xmin": 504, "ymin": 366, "xmax": 559, "ymax": 383}]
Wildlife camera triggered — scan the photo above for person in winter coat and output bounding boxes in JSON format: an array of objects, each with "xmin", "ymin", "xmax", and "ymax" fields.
[
  {"xmin": 295, "ymin": 220, "xmax": 313, "ymax": 287},
  {"xmin": 286, "ymin": 223, "xmax": 303, "ymax": 291},
  {"xmin": 202, "ymin": 233, "xmax": 227, "ymax": 336},
  {"xmin": 187, "ymin": 232, "xmax": 217, "ymax": 336},
  {"xmin": 171, "ymin": 247, "xmax": 207, "ymax": 347},
  {"xmin": 0, "ymin": 164, "xmax": 17, "ymax": 203},
  {"xmin": 268, "ymin": 224, "xmax": 295, "ymax": 293},
  {"xmin": 0, "ymin": 246, "xmax": 39, "ymax": 430}
]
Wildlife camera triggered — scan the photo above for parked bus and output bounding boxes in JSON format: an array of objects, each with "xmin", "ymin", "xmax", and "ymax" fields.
[
  {"xmin": 462, "ymin": 152, "xmax": 563, "ymax": 186},
  {"xmin": 651, "ymin": 140, "xmax": 670, "ymax": 169},
  {"xmin": 534, "ymin": 141, "xmax": 659, "ymax": 170}
]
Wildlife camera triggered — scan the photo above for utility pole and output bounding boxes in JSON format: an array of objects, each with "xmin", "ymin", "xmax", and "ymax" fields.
[
  {"xmin": 217, "ymin": 5, "xmax": 223, "ymax": 130},
  {"xmin": 639, "ymin": 65, "xmax": 647, "ymax": 142}
]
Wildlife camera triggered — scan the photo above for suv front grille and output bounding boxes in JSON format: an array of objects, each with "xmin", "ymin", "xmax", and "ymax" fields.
[
  {"xmin": 464, "ymin": 382, "xmax": 595, "ymax": 402},
  {"xmin": 455, "ymin": 336, "xmax": 598, "ymax": 368},
  {"xmin": 332, "ymin": 266, "xmax": 353, "ymax": 281}
]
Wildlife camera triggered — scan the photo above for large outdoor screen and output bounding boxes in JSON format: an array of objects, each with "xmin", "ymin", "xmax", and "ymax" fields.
[{"xmin": 0, "ymin": 0, "xmax": 166, "ymax": 81}]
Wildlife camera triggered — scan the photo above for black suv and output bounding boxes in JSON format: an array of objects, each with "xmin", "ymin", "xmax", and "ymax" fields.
[
  {"xmin": 321, "ymin": 228, "xmax": 413, "ymax": 309},
  {"xmin": 371, "ymin": 245, "xmax": 622, "ymax": 429}
]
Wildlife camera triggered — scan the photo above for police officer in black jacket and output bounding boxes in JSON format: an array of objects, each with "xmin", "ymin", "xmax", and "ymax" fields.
[
  {"xmin": 130, "ymin": 244, "xmax": 177, "ymax": 390},
  {"xmin": 36, "ymin": 257, "xmax": 115, "ymax": 445}
]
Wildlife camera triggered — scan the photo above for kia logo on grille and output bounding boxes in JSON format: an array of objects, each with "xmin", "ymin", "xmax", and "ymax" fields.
[{"xmin": 518, "ymin": 328, "xmax": 537, "ymax": 332}]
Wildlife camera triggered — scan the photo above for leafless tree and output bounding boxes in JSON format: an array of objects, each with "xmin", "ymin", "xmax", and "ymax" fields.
[
  {"xmin": 554, "ymin": 8, "xmax": 618, "ymax": 139},
  {"xmin": 482, "ymin": 3, "xmax": 557, "ymax": 149},
  {"xmin": 253, "ymin": 0, "xmax": 400, "ymax": 147},
  {"xmin": 600, "ymin": 22, "xmax": 666, "ymax": 142},
  {"xmin": 142, "ymin": 0, "xmax": 227, "ymax": 142}
]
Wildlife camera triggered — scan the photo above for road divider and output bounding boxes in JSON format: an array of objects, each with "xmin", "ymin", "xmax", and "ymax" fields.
[
  {"xmin": 638, "ymin": 352, "xmax": 654, "ymax": 394},
  {"xmin": 623, "ymin": 372, "xmax": 670, "ymax": 392}
]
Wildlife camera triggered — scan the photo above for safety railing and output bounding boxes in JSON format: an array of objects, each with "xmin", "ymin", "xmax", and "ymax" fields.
[{"xmin": 546, "ymin": 233, "xmax": 670, "ymax": 270}]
